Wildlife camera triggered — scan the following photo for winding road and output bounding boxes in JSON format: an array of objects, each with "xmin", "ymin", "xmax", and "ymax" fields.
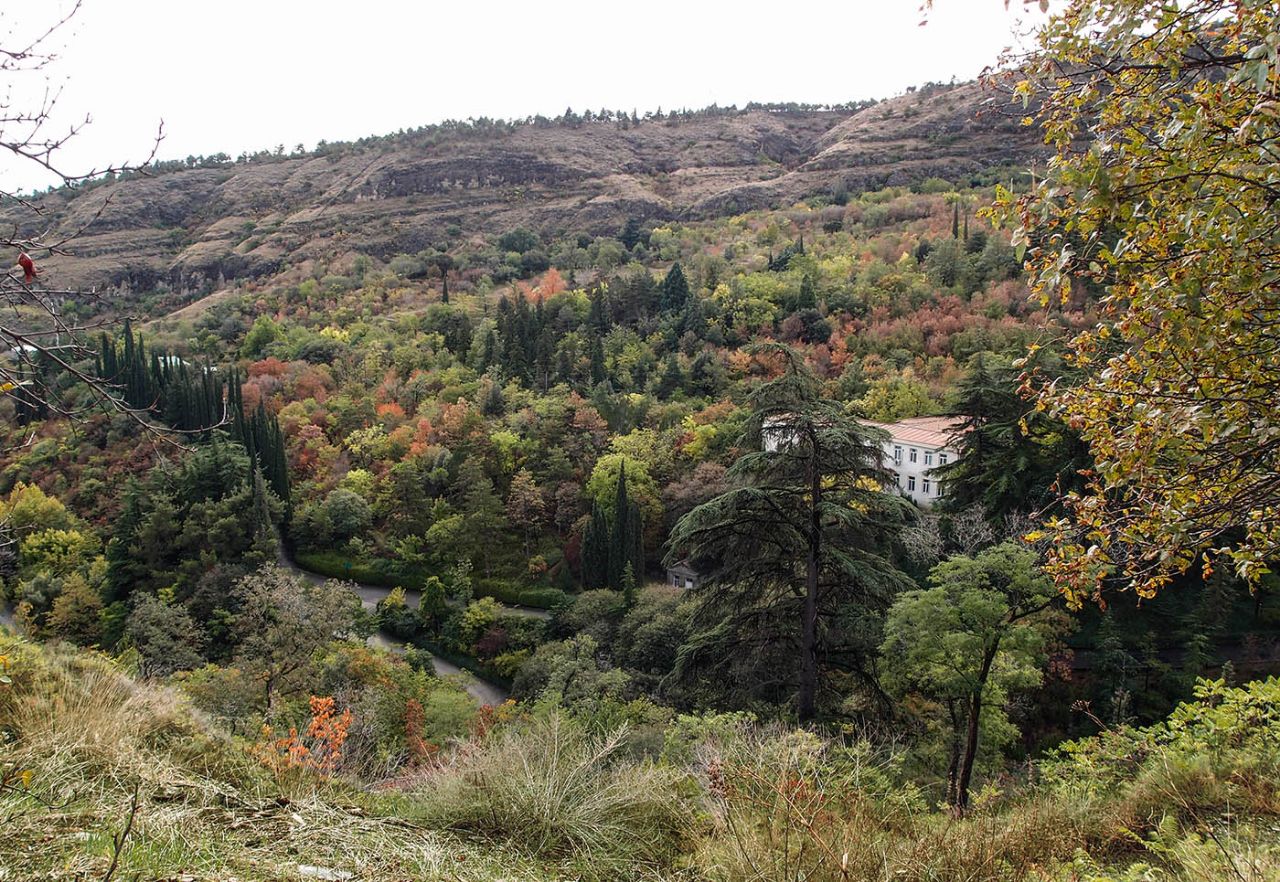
[
  {"xmin": 0, "ymin": 556, "xmax": 520, "ymax": 707},
  {"xmin": 275, "ymin": 551, "xmax": 516, "ymax": 706}
]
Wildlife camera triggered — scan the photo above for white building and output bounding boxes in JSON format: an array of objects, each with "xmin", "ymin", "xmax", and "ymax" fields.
[
  {"xmin": 665, "ymin": 560, "xmax": 700, "ymax": 590},
  {"xmin": 862, "ymin": 416, "xmax": 963, "ymax": 506}
]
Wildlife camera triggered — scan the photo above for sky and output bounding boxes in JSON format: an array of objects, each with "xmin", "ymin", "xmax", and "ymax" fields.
[{"xmin": 1, "ymin": 0, "xmax": 1042, "ymax": 192}]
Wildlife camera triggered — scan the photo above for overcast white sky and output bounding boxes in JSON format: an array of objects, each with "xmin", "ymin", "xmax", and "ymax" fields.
[{"xmin": 2, "ymin": 1, "xmax": 1040, "ymax": 191}]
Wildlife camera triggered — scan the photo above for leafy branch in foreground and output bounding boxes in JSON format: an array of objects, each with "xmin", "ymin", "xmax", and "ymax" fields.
[
  {"xmin": 991, "ymin": 0, "xmax": 1280, "ymax": 603},
  {"xmin": 1, "ymin": 3, "xmax": 165, "ymax": 442}
]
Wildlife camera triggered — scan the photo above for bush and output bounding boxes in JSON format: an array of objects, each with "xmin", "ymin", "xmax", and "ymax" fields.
[
  {"xmin": 473, "ymin": 578, "xmax": 569, "ymax": 609},
  {"xmin": 409, "ymin": 635, "xmax": 513, "ymax": 689},
  {"xmin": 406, "ymin": 712, "xmax": 690, "ymax": 877},
  {"xmin": 376, "ymin": 587, "xmax": 418, "ymax": 639},
  {"xmin": 1044, "ymin": 677, "xmax": 1280, "ymax": 823}
]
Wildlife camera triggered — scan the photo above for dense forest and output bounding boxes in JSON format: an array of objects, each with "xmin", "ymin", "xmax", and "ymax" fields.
[{"xmin": 2, "ymin": 1, "xmax": 1279, "ymax": 880}]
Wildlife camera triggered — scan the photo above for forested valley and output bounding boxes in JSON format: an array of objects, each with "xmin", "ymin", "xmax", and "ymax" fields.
[{"xmin": 2, "ymin": 1, "xmax": 1279, "ymax": 880}]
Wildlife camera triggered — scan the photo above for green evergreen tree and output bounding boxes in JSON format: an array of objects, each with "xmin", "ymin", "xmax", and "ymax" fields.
[
  {"xmin": 621, "ymin": 561, "xmax": 637, "ymax": 609},
  {"xmin": 656, "ymin": 355, "xmax": 684, "ymax": 398},
  {"xmin": 936, "ymin": 354, "xmax": 1089, "ymax": 521},
  {"xmin": 588, "ymin": 336, "xmax": 607, "ymax": 387},
  {"xmin": 608, "ymin": 463, "xmax": 631, "ymax": 589},
  {"xmin": 660, "ymin": 262, "xmax": 690, "ymax": 313},
  {"xmin": 797, "ymin": 274, "xmax": 817, "ymax": 310},
  {"xmin": 666, "ymin": 343, "xmax": 913, "ymax": 720},
  {"xmin": 582, "ymin": 503, "xmax": 610, "ymax": 589}
]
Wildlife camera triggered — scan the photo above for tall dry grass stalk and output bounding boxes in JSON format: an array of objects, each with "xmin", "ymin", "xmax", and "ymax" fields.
[{"xmin": 407, "ymin": 711, "xmax": 692, "ymax": 877}]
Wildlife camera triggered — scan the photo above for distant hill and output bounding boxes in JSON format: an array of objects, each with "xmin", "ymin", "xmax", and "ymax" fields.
[{"xmin": 11, "ymin": 82, "xmax": 1042, "ymax": 302}]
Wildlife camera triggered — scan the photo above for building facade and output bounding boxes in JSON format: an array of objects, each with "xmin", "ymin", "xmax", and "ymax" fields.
[
  {"xmin": 760, "ymin": 413, "xmax": 962, "ymax": 506},
  {"xmin": 666, "ymin": 560, "xmax": 700, "ymax": 590},
  {"xmin": 862, "ymin": 416, "xmax": 963, "ymax": 506}
]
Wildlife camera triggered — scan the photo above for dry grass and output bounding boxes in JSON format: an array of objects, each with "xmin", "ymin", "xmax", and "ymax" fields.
[
  {"xmin": 0, "ymin": 635, "xmax": 552, "ymax": 881},
  {"xmin": 403, "ymin": 712, "xmax": 693, "ymax": 880},
  {"xmin": 2, "ymin": 636, "xmax": 1277, "ymax": 882}
]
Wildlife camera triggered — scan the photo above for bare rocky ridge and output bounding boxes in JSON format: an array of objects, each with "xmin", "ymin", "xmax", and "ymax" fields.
[{"xmin": 14, "ymin": 82, "xmax": 1041, "ymax": 304}]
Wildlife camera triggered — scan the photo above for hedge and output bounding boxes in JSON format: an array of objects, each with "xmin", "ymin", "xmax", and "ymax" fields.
[
  {"xmin": 292, "ymin": 550, "xmax": 423, "ymax": 588},
  {"xmin": 473, "ymin": 579, "xmax": 571, "ymax": 610},
  {"xmin": 292, "ymin": 552, "xmax": 571, "ymax": 610},
  {"xmin": 410, "ymin": 635, "xmax": 513, "ymax": 690}
]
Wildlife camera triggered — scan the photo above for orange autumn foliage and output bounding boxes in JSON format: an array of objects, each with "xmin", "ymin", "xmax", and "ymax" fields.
[
  {"xmin": 518, "ymin": 267, "xmax": 567, "ymax": 303},
  {"xmin": 253, "ymin": 696, "xmax": 353, "ymax": 777},
  {"xmin": 375, "ymin": 401, "xmax": 406, "ymax": 421},
  {"xmin": 403, "ymin": 698, "xmax": 438, "ymax": 765}
]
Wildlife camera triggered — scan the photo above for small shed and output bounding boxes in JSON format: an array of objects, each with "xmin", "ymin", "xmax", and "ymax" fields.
[{"xmin": 666, "ymin": 560, "xmax": 700, "ymax": 590}]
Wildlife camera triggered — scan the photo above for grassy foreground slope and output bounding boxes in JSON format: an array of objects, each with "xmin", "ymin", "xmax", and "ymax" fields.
[{"xmin": 1, "ymin": 632, "xmax": 1278, "ymax": 881}]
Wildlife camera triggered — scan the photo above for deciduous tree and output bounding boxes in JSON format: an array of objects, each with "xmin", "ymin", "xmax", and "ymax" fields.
[
  {"xmin": 992, "ymin": 0, "xmax": 1280, "ymax": 603},
  {"xmin": 881, "ymin": 542, "xmax": 1054, "ymax": 810},
  {"xmin": 232, "ymin": 565, "xmax": 365, "ymax": 716}
]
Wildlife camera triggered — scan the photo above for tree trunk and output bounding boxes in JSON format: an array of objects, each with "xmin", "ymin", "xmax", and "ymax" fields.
[
  {"xmin": 798, "ymin": 446, "xmax": 820, "ymax": 721},
  {"xmin": 945, "ymin": 698, "xmax": 962, "ymax": 807},
  {"xmin": 955, "ymin": 643, "xmax": 998, "ymax": 811},
  {"xmin": 264, "ymin": 672, "xmax": 277, "ymax": 721}
]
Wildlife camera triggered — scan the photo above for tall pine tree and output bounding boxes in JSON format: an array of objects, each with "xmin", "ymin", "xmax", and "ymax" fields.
[
  {"xmin": 660, "ymin": 262, "xmax": 691, "ymax": 313},
  {"xmin": 666, "ymin": 343, "xmax": 913, "ymax": 720}
]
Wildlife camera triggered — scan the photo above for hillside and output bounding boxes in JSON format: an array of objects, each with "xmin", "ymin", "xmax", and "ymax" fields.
[
  {"xmin": 3, "ymin": 633, "xmax": 1277, "ymax": 881},
  {"xmin": 13, "ymin": 82, "xmax": 1038, "ymax": 301}
]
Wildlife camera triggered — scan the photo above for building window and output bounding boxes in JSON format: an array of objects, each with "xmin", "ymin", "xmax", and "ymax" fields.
[
  {"xmin": 922, "ymin": 478, "xmax": 931, "ymax": 495},
  {"xmin": 908, "ymin": 476, "xmax": 916, "ymax": 492},
  {"xmin": 939, "ymin": 453, "xmax": 948, "ymax": 466},
  {"xmin": 924, "ymin": 451, "xmax": 933, "ymax": 466},
  {"xmin": 909, "ymin": 448, "xmax": 918, "ymax": 464},
  {"xmin": 937, "ymin": 482, "xmax": 945, "ymax": 497},
  {"xmin": 893, "ymin": 445, "xmax": 902, "ymax": 464}
]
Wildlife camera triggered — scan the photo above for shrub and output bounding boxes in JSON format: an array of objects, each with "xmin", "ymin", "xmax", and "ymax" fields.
[
  {"xmin": 294, "ymin": 550, "xmax": 401, "ymax": 587},
  {"xmin": 1044, "ymin": 677, "xmax": 1280, "ymax": 827}
]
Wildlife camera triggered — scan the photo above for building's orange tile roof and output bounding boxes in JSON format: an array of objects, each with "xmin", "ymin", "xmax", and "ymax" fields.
[{"xmin": 863, "ymin": 415, "xmax": 965, "ymax": 450}]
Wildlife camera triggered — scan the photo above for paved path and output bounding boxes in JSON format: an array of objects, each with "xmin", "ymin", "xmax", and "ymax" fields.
[
  {"xmin": 277, "ymin": 551, "xmax": 550, "ymax": 619},
  {"xmin": 1, "ymin": 579, "xmax": 511, "ymax": 707},
  {"xmin": 276, "ymin": 550, "xmax": 512, "ymax": 705}
]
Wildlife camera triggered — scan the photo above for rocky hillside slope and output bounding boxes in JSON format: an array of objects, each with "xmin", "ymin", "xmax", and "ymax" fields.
[{"xmin": 14, "ymin": 82, "xmax": 1040, "ymax": 301}]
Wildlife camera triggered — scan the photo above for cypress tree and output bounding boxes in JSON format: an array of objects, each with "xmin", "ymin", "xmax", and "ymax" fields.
[
  {"xmin": 621, "ymin": 562, "xmax": 637, "ymax": 609},
  {"xmin": 797, "ymin": 274, "xmax": 817, "ymax": 310},
  {"xmin": 248, "ymin": 468, "xmax": 277, "ymax": 551},
  {"xmin": 660, "ymin": 262, "xmax": 690, "ymax": 313},
  {"xmin": 582, "ymin": 503, "xmax": 610, "ymax": 589},
  {"xmin": 608, "ymin": 463, "xmax": 630, "ymax": 589},
  {"xmin": 556, "ymin": 347, "xmax": 573, "ymax": 385},
  {"xmin": 588, "ymin": 287, "xmax": 609, "ymax": 332},
  {"xmin": 104, "ymin": 483, "xmax": 144, "ymax": 603},
  {"xmin": 588, "ymin": 336, "xmax": 606, "ymax": 387}
]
